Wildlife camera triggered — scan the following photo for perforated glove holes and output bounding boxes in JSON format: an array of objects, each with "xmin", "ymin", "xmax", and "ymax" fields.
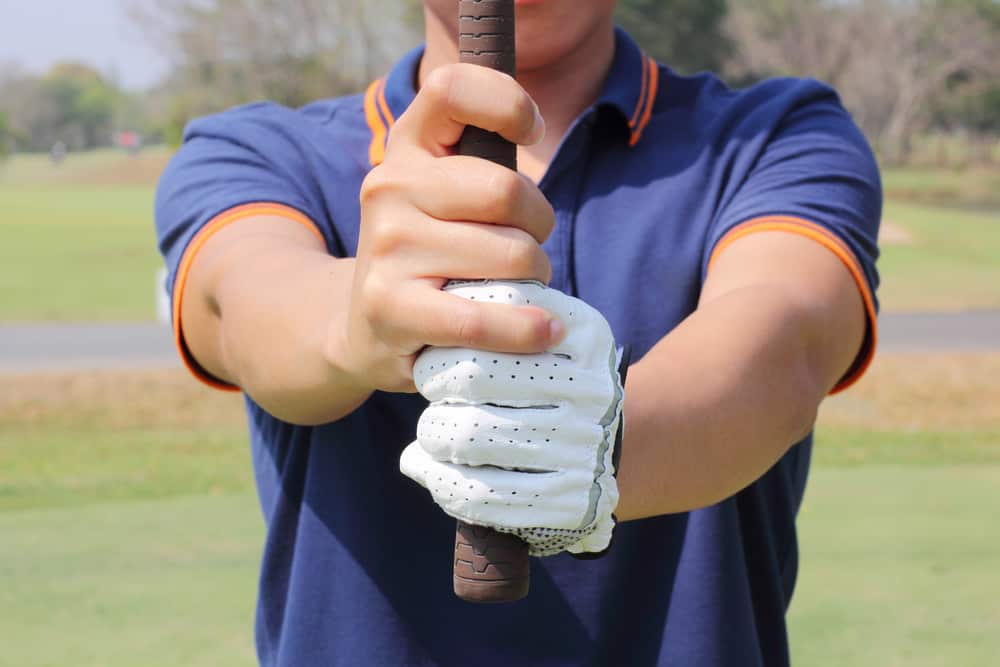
[{"xmin": 400, "ymin": 281, "xmax": 625, "ymax": 557}]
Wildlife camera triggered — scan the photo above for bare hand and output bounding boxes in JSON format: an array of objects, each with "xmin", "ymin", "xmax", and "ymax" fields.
[{"xmin": 338, "ymin": 64, "xmax": 562, "ymax": 393}]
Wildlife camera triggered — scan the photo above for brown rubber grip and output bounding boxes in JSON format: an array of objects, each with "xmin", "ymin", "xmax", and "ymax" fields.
[
  {"xmin": 452, "ymin": 0, "xmax": 530, "ymax": 604},
  {"xmin": 457, "ymin": 0, "xmax": 517, "ymax": 171}
]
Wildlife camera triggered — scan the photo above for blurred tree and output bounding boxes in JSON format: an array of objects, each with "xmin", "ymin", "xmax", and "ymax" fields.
[
  {"xmin": 615, "ymin": 0, "xmax": 731, "ymax": 74},
  {"xmin": 726, "ymin": 0, "xmax": 999, "ymax": 162},
  {"xmin": 127, "ymin": 0, "xmax": 420, "ymax": 144},
  {"xmin": 0, "ymin": 62, "xmax": 121, "ymax": 151},
  {"xmin": 930, "ymin": 0, "xmax": 1000, "ymax": 138},
  {"xmin": 41, "ymin": 63, "xmax": 120, "ymax": 149}
]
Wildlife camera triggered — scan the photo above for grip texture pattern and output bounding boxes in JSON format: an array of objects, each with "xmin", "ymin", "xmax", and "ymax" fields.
[
  {"xmin": 452, "ymin": 0, "xmax": 530, "ymax": 605},
  {"xmin": 454, "ymin": 523, "xmax": 530, "ymax": 603},
  {"xmin": 457, "ymin": 0, "xmax": 517, "ymax": 171}
]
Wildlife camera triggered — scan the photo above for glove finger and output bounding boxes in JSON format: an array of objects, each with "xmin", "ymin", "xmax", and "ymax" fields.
[
  {"xmin": 444, "ymin": 281, "xmax": 613, "ymax": 367},
  {"xmin": 406, "ymin": 454, "xmax": 596, "ymax": 530},
  {"xmin": 414, "ymin": 347, "xmax": 618, "ymax": 418},
  {"xmin": 417, "ymin": 403, "xmax": 603, "ymax": 472},
  {"xmin": 566, "ymin": 513, "xmax": 614, "ymax": 555},
  {"xmin": 399, "ymin": 441, "xmax": 433, "ymax": 487}
]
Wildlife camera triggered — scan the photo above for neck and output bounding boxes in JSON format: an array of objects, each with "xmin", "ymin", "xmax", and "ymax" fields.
[{"xmin": 420, "ymin": 11, "xmax": 616, "ymax": 181}]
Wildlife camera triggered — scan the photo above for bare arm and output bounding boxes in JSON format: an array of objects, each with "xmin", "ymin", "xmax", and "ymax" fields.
[
  {"xmin": 176, "ymin": 64, "xmax": 564, "ymax": 426},
  {"xmin": 179, "ymin": 217, "xmax": 372, "ymax": 425},
  {"xmin": 615, "ymin": 230, "xmax": 868, "ymax": 520}
]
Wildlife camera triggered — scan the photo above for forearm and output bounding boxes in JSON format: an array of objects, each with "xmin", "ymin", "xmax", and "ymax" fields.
[
  {"xmin": 614, "ymin": 287, "xmax": 831, "ymax": 521},
  {"xmin": 182, "ymin": 217, "xmax": 372, "ymax": 424}
]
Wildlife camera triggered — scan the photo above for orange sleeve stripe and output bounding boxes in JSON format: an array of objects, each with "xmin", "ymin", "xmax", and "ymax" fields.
[
  {"xmin": 365, "ymin": 79, "xmax": 389, "ymax": 166},
  {"xmin": 629, "ymin": 57, "xmax": 659, "ymax": 147},
  {"xmin": 707, "ymin": 215, "xmax": 878, "ymax": 394},
  {"xmin": 172, "ymin": 202, "xmax": 324, "ymax": 392}
]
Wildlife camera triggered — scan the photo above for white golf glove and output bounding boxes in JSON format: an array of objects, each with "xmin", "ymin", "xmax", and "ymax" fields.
[{"xmin": 400, "ymin": 281, "xmax": 626, "ymax": 557}]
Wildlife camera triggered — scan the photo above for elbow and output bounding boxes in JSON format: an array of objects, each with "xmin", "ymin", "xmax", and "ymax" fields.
[
  {"xmin": 250, "ymin": 386, "xmax": 371, "ymax": 427},
  {"xmin": 782, "ymin": 352, "xmax": 825, "ymax": 448},
  {"xmin": 786, "ymin": 394, "xmax": 819, "ymax": 447}
]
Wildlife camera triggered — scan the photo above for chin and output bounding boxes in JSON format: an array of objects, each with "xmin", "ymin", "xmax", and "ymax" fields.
[{"xmin": 513, "ymin": 1, "xmax": 616, "ymax": 72}]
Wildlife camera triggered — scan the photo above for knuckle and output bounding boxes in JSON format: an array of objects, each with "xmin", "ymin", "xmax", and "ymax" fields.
[
  {"xmin": 515, "ymin": 308, "xmax": 552, "ymax": 349},
  {"xmin": 359, "ymin": 276, "xmax": 391, "ymax": 322},
  {"xmin": 359, "ymin": 166, "xmax": 395, "ymax": 205},
  {"xmin": 485, "ymin": 169, "xmax": 523, "ymax": 220},
  {"xmin": 368, "ymin": 217, "xmax": 409, "ymax": 256},
  {"xmin": 505, "ymin": 233, "xmax": 543, "ymax": 275},
  {"xmin": 422, "ymin": 65, "xmax": 457, "ymax": 108}
]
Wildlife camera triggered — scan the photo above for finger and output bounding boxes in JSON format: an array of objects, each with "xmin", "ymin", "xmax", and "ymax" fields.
[
  {"xmin": 446, "ymin": 281, "xmax": 614, "ymax": 367},
  {"xmin": 400, "ymin": 441, "xmax": 431, "ymax": 487},
  {"xmin": 387, "ymin": 63, "xmax": 544, "ymax": 158},
  {"xmin": 377, "ymin": 286, "xmax": 564, "ymax": 354},
  {"xmin": 414, "ymin": 346, "xmax": 615, "ymax": 416},
  {"xmin": 406, "ymin": 156, "xmax": 554, "ymax": 243},
  {"xmin": 406, "ymin": 453, "xmax": 592, "ymax": 531},
  {"xmin": 402, "ymin": 220, "xmax": 552, "ymax": 284},
  {"xmin": 415, "ymin": 403, "xmax": 599, "ymax": 472}
]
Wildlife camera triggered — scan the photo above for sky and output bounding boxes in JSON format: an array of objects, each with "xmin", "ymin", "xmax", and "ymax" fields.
[{"xmin": 0, "ymin": 0, "xmax": 168, "ymax": 90}]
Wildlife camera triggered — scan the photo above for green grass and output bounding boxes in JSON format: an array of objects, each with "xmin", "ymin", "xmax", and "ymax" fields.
[
  {"xmin": 880, "ymin": 201, "xmax": 1000, "ymax": 312},
  {"xmin": 0, "ymin": 494, "xmax": 261, "ymax": 667},
  {"xmin": 814, "ymin": 426, "xmax": 1000, "ymax": 466},
  {"xmin": 882, "ymin": 166, "xmax": 1000, "ymax": 211},
  {"xmin": 1, "ymin": 151, "xmax": 999, "ymax": 319},
  {"xmin": 882, "ymin": 167, "xmax": 1000, "ymax": 212},
  {"xmin": 0, "ymin": 150, "xmax": 166, "ymax": 322},
  {"xmin": 0, "ymin": 184, "xmax": 162, "ymax": 321},
  {"xmin": 1, "ymin": 213, "xmax": 161, "ymax": 321},
  {"xmin": 0, "ymin": 428, "xmax": 252, "ymax": 512},
  {"xmin": 0, "ymin": 147, "xmax": 173, "ymax": 189},
  {"xmin": 0, "ymin": 370, "xmax": 258, "ymax": 666},
  {"xmin": 789, "ymin": 466, "xmax": 1000, "ymax": 667},
  {"xmin": 1, "ymin": 368, "xmax": 998, "ymax": 665}
]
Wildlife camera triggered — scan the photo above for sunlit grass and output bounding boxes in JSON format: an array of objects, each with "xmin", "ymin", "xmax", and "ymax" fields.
[
  {"xmin": 0, "ymin": 365, "xmax": 997, "ymax": 665},
  {"xmin": 879, "ymin": 202, "xmax": 1000, "ymax": 312}
]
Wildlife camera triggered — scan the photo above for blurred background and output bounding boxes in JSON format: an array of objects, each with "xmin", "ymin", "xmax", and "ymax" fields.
[{"xmin": 0, "ymin": 1, "xmax": 997, "ymax": 665}]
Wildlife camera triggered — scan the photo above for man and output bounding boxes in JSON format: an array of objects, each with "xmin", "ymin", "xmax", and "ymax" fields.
[{"xmin": 156, "ymin": 1, "xmax": 880, "ymax": 665}]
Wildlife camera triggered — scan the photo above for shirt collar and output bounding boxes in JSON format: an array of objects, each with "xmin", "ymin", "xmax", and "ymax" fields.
[
  {"xmin": 365, "ymin": 27, "xmax": 657, "ymax": 166},
  {"xmin": 596, "ymin": 27, "xmax": 659, "ymax": 147}
]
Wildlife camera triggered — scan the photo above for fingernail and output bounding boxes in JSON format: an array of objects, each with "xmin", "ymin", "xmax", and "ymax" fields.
[
  {"xmin": 530, "ymin": 104, "xmax": 546, "ymax": 145},
  {"xmin": 549, "ymin": 318, "xmax": 566, "ymax": 344}
]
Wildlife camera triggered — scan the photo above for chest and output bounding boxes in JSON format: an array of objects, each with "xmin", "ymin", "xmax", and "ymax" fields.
[
  {"xmin": 322, "ymin": 127, "xmax": 720, "ymax": 361},
  {"xmin": 535, "ymin": 125, "xmax": 721, "ymax": 357}
]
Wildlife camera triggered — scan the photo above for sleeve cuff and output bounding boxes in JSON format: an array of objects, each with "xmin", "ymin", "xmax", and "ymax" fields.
[
  {"xmin": 171, "ymin": 202, "xmax": 325, "ymax": 392},
  {"xmin": 707, "ymin": 215, "xmax": 878, "ymax": 394}
]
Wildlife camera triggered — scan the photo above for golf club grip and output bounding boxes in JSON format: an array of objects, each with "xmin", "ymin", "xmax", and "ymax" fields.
[
  {"xmin": 457, "ymin": 0, "xmax": 517, "ymax": 170},
  {"xmin": 452, "ymin": 0, "xmax": 530, "ymax": 604}
]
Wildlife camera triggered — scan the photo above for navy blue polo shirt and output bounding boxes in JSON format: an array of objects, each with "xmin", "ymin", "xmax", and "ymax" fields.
[{"xmin": 156, "ymin": 28, "xmax": 880, "ymax": 667}]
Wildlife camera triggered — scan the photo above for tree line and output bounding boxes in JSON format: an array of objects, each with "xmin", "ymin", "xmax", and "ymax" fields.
[{"xmin": 1, "ymin": 0, "xmax": 997, "ymax": 165}]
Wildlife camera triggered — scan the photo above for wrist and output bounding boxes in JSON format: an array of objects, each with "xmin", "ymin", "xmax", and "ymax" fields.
[{"xmin": 324, "ymin": 307, "xmax": 380, "ymax": 396}]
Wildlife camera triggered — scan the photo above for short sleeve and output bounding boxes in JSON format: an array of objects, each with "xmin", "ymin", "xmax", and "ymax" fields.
[
  {"xmin": 704, "ymin": 81, "xmax": 882, "ymax": 392},
  {"xmin": 154, "ymin": 103, "xmax": 333, "ymax": 390}
]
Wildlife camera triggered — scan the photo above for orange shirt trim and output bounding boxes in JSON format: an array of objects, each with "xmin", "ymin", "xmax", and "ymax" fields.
[
  {"xmin": 708, "ymin": 215, "xmax": 878, "ymax": 394},
  {"xmin": 171, "ymin": 202, "xmax": 324, "ymax": 392},
  {"xmin": 629, "ymin": 57, "xmax": 659, "ymax": 147}
]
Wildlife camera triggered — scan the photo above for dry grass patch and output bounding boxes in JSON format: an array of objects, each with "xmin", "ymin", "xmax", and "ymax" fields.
[
  {"xmin": 0, "ymin": 368, "xmax": 246, "ymax": 430},
  {"xmin": 0, "ymin": 369, "xmax": 251, "ymax": 510},
  {"xmin": 820, "ymin": 353, "xmax": 1000, "ymax": 431},
  {"xmin": 878, "ymin": 219, "xmax": 914, "ymax": 246}
]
